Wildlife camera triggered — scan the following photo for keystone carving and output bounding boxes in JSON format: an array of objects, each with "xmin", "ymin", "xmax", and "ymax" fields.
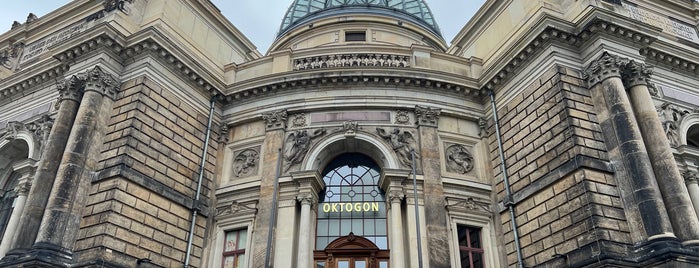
[
  {"xmin": 657, "ymin": 103, "xmax": 688, "ymax": 147},
  {"xmin": 233, "ymin": 148, "xmax": 259, "ymax": 178},
  {"xmin": 415, "ymin": 105, "xmax": 440, "ymax": 127},
  {"xmin": 284, "ymin": 128, "xmax": 327, "ymax": 171},
  {"xmin": 377, "ymin": 128, "xmax": 418, "ymax": 168},
  {"xmin": 262, "ymin": 109, "xmax": 287, "ymax": 131},
  {"xmin": 583, "ymin": 52, "xmax": 628, "ymax": 86},
  {"xmin": 622, "ymin": 60, "xmax": 653, "ymax": 88},
  {"xmin": 445, "ymin": 144, "xmax": 474, "ymax": 174}
]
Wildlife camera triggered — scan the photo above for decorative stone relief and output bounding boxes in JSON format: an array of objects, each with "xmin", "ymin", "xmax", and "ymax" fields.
[
  {"xmin": 478, "ymin": 117, "xmax": 489, "ymax": 138},
  {"xmin": 215, "ymin": 201, "xmax": 257, "ymax": 217},
  {"xmin": 622, "ymin": 60, "xmax": 653, "ymax": 87},
  {"xmin": 415, "ymin": 105, "xmax": 440, "ymax": 127},
  {"xmin": 15, "ymin": 181, "xmax": 32, "ymax": 196},
  {"xmin": 376, "ymin": 128, "xmax": 418, "ymax": 168},
  {"xmin": 55, "ymin": 75, "xmax": 85, "ymax": 109},
  {"xmin": 657, "ymin": 102, "xmax": 688, "ymax": 147},
  {"xmin": 445, "ymin": 144, "xmax": 474, "ymax": 174},
  {"xmin": 26, "ymin": 13, "xmax": 38, "ymax": 23},
  {"xmin": 343, "ymin": 120, "xmax": 358, "ymax": 134},
  {"xmin": 583, "ymin": 52, "xmax": 628, "ymax": 86},
  {"xmin": 104, "ymin": 0, "xmax": 135, "ymax": 13},
  {"xmin": 395, "ymin": 110, "xmax": 410, "ymax": 125},
  {"xmin": 293, "ymin": 53, "xmax": 410, "ymax": 71},
  {"xmin": 81, "ymin": 66, "xmax": 120, "ymax": 100},
  {"xmin": 683, "ymin": 171, "xmax": 699, "ymax": 185},
  {"xmin": 297, "ymin": 193, "xmax": 318, "ymax": 206},
  {"xmin": 218, "ymin": 125, "xmax": 229, "ymax": 143},
  {"xmin": 446, "ymin": 197, "xmax": 491, "ymax": 213},
  {"xmin": 3, "ymin": 115, "xmax": 53, "ymax": 147},
  {"xmin": 292, "ymin": 113, "xmax": 307, "ymax": 128},
  {"xmin": 233, "ymin": 148, "xmax": 259, "ymax": 178},
  {"xmin": 262, "ymin": 109, "xmax": 287, "ymax": 131},
  {"xmin": 0, "ymin": 41, "xmax": 24, "ymax": 72},
  {"xmin": 284, "ymin": 128, "xmax": 327, "ymax": 171}
]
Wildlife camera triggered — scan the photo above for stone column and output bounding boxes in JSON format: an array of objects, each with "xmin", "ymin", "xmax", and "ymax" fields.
[
  {"xmin": 683, "ymin": 171, "xmax": 699, "ymax": 219},
  {"xmin": 0, "ymin": 160, "xmax": 36, "ymax": 257},
  {"xmin": 8, "ymin": 76, "xmax": 83, "ymax": 253},
  {"xmin": 293, "ymin": 170, "xmax": 323, "ymax": 268},
  {"xmin": 251, "ymin": 109, "xmax": 287, "ymax": 268},
  {"xmin": 584, "ymin": 52, "xmax": 674, "ymax": 241},
  {"xmin": 387, "ymin": 191, "xmax": 406, "ymax": 268},
  {"xmin": 624, "ymin": 61, "xmax": 699, "ymax": 244},
  {"xmin": 33, "ymin": 66, "xmax": 119, "ymax": 260},
  {"xmin": 414, "ymin": 105, "xmax": 451, "ymax": 267}
]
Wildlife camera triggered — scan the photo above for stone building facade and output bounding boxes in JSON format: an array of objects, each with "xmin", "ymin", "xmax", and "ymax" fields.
[{"xmin": 0, "ymin": 0, "xmax": 698, "ymax": 267}]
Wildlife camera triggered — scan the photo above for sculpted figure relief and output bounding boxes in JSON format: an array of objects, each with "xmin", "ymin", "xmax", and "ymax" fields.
[
  {"xmin": 233, "ymin": 149, "xmax": 259, "ymax": 177},
  {"xmin": 657, "ymin": 103, "xmax": 687, "ymax": 147},
  {"xmin": 446, "ymin": 144, "xmax": 474, "ymax": 174},
  {"xmin": 376, "ymin": 128, "xmax": 418, "ymax": 167},
  {"xmin": 284, "ymin": 129, "xmax": 327, "ymax": 171}
]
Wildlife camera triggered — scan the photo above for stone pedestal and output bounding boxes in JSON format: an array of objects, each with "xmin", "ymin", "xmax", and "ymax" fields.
[{"xmin": 624, "ymin": 61, "xmax": 699, "ymax": 244}]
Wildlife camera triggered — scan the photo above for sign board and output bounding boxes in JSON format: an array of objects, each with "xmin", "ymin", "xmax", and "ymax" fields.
[{"xmin": 622, "ymin": 2, "xmax": 699, "ymax": 44}]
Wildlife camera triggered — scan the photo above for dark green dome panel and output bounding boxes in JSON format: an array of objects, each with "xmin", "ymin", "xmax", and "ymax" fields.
[{"xmin": 278, "ymin": 0, "xmax": 441, "ymax": 38}]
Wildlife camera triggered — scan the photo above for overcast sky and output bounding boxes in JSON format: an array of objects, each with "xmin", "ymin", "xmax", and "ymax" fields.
[{"xmin": 0, "ymin": 0, "xmax": 486, "ymax": 53}]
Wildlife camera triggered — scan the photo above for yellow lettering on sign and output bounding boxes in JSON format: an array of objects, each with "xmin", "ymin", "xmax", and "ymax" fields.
[{"xmin": 320, "ymin": 202, "xmax": 381, "ymax": 213}]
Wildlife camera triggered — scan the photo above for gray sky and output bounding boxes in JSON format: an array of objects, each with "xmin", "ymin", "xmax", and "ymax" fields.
[{"xmin": 0, "ymin": 0, "xmax": 486, "ymax": 53}]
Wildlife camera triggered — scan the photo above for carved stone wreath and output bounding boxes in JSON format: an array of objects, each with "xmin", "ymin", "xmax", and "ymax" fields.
[{"xmin": 445, "ymin": 144, "xmax": 474, "ymax": 174}]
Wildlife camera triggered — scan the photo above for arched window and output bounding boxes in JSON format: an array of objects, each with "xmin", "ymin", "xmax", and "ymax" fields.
[
  {"xmin": 687, "ymin": 124, "xmax": 699, "ymax": 147},
  {"xmin": 316, "ymin": 153, "xmax": 387, "ymax": 250},
  {"xmin": 0, "ymin": 172, "xmax": 19, "ymax": 240}
]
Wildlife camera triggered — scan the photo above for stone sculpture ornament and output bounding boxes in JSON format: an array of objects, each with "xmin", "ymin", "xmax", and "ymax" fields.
[
  {"xmin": 233, "ymin": 149, "xmax": 259, "ymax": 177},
  {"xmin": 284, "ymin": 128, "xmax": 327, "ymax": 171},
  {"xmin": 656, "ymin": 102, "xmax": 688, "ymax": 147},
  {"xmin": 376, "ymin": 128, "xmax": 418, "ymax": 167},
  {"xmin": 262, "ymin": 109, "xmax": 288, "ymax": 131},
  {"xmin": 445, "ymin": 144, "xmax": 474, "ymax": 174}
]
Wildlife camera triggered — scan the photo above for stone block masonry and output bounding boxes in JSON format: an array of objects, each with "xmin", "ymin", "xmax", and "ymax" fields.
[
  {"xmin": 74, "ymin": 76, "xmax": 218, "ymax": 267},
  {"xmin": 489, "ymin": 65, "xmax": 630, "ymax": 267}
]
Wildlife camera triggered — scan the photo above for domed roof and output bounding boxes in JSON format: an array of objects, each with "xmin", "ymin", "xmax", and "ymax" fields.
[{"xmin": 278, "ymin": 0, "xmax": 441, "ymax": 38}]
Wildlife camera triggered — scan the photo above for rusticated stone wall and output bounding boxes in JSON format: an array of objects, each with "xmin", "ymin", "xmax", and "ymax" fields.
[
  {"xmin": 489, "ymin": 65, "xmax": 631, "ymax": 267},
  {"xmin": 74, "ymin": 77, "xmax": 218, "ymax": 267}
]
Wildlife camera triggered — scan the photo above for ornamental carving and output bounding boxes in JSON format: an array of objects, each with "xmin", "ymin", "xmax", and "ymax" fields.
[
  {"xmin": 3, "ymin": 115, "xmax": 53, "ymax": 147},
  {"xmin": 293, "ymin": 53, "xmax": 410, "ymax": 71},
  {"xmin": 445, "ymin": 144, "xmax": 474, "ymax": 174},
  {"xmin": 343, "ymin": 120, "xmax": 358, "ymax": 134},
  {"xmin": 657, "ymin": 103, "xmax": 688, "ymax": 147},
  {"xmin": 583, "ymin": 52, "xmax": 628, "ymax": 86},
  {"xmin": 0, "ymin": 41, "xmax": 24, "ymax": 72},
  {"xmin": 16, "ymin": 181, "xmax": 32, "ymax": 196},
  {"xmin": 376, "ymin": 128, "xmax": 418, "ymax": 168},
  {"xmin": 395, "ymin": 110, "xmax": 410, "ymax": 125},
  {"xmin": 104, "ymin": 0, "xmax": 135, "ymax": 13},
  {"xmin": 415, "ymin": 105, "xmax": 440, "ymax": 127},
  {"xmin": 292, "ymin": 114, "xmax": 307, "ymax": 128},
  {"xmin": 262, "ymin": 109, "xmax": 287, "ymax": 131},
  {"xmin": 683, "ymin": 171, "xmax": 699, "ymax": 185},
  {"xmin": 56, "ymin": 75, "xmax": 85, "ymax": 108},
  {"xmin": 218, "ymin": 125, "xmax": 229, "ymax": 143},
  {"xmin": 215, "ymin": 201, "xmax": 257, "ymax": 217},
  {"xmin": 80, "ymin": 66, "xmax": 120, "ymax": 100},
  {"xmin": 622, "ymin": 60, "xmax": 653, "ymax": 88},
  {"xmin": 446, "ymin": 197, "xmax": 491, "ymax": 213},
  {"xmin": 297, "ymin": 193, "xmax": 318, "ymax": 206},
  {"xmin": 284, "ymin": 129, "xmax": 327, "ymax": 171},
  {"xmin": 233, "ymin": 148, "xmax": 259, "ymax": 178},
  {"xmin": 386, "ymin": 190, "xmax": 404, "ymax": 204},
  {"xmin": 478, "ymin": 117, "xmax": 489, "ymax": 138}
]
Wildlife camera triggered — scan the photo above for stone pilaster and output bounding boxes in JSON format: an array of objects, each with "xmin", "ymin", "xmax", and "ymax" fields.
[
  {"xmin": 624, "ymin": 60, "xmax": 699, "ymax": 244},
  {"xmin": 5, "ymin": 76, "xmax": 84, "ymax": 256},
  {"xmin": 584, "ymin": 52, "xmax": 675, "ymax": 241},
  {"xmin": 414, "ymin": 105, "xmax": 450, "ymax": 267},
  {"xmin": 380, "ymin": 169, "xmax": 409, "ymax": 268},
  {"xmin": 683, "ymin": 171, "xmax": 699, "ymax": 220},
  {"xmin": 292, "ymin": 170, "xmax": 323, "ymax": 268},
  {"xmin": 0, "ymin": 159, "xmax": 37, "ymax": 257},
  {"xmin": 32, "ymin": 66, "xmax": 119, "ymax": 264},
  {"xmin": 250, "ymin": 109, "xmax": 287, "ymax": 268}
]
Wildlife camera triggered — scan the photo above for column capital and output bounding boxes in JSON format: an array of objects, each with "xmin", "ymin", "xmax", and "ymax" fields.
[
  {"xmin": 387, "ymin": 190, "xmax": 405, "ymax": 204},
  {"xmin": 56, "ymin": 75, "xmax": 84, "ymax": 108},
  {"xmin": 415, "ymin": 105, "xmax": 441, "ymax": 128},
  {"xmin": 262, "ymin": 109, "xmax": 288, "ymax": 131},
  {"xmin": 297, "ymin": 193, "xmax": 318, "ymax": 206},
  {"xmin": 623, "ymin": 60, "xmax": 653, "ymax": 88},
  {"xmin": 80, "ymin": 66, "xmax": 120, "ymax": 100},
  {"xmin": 583, "ymin": 52, "xmax": 628, "ymax": 87},
  {"xmin": 683, "ymin": 171, "xmax": 699, "ymax": 185},
  {"xmin": 292, "ymin": 170, "xmax": 324, "ymax": 194}
]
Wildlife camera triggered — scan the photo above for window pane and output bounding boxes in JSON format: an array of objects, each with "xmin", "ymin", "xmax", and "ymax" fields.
[
  {"xmin": 457, "ymin": 225, "xmax": 468, "ymax": 247},
  {"xmin": 223, "ymin": 256, "xmax": 236, "ymax": 268},
  {"xmin": 379, "ymin": 261, "xmax": 389, "ymax": 268},
  {"xmin": 355, "ymin": 260, "xmax": 367, "ymax": 268},
  {"xmin": 470, "ymin": 228, "xmax": 481, "ymax": 249},
  {"xmin": 375, "ymin": 236, "xmax": 388, "ymax": 249},
  {"xmin": 460, "ymin": 251, "xmax": 470, "ymax": 268},
  {"xmin": 341, "ymin": 219, "xmax": 352, "ymax": 236},
  {"xmin": 473, "ymin": 252, "xmax": 484, "ymax": 268},
  {"xmin": 236, "ymin": 254, "xmax": 245, "ymax": 268},
  {"xmin": 318, "ymin": 220, "xmax": 328, "ymax": 236},
  {"xmin": 225, "ymin": 231, "xmax": 238, "ymax": 251},
  {"xmin": 352, "ymin": 219, "xmax": 363, "ymax": 235},
  {"xmin": 338, "ymin": 260, "xmax": 350, "ymax": 268},
  {"xmin": 316, "ymin": 261, "xmax": 326, "ymax": 268},
  {"xmin": 238, "ymin": 230, "xmax": 248, "ymax": 249},
  {"xmin": 329, "ymin": 219, "xmax": 340, "ymax": 235},
  {"xmin": 376, "ymin": 219, "xmax": 387, "ymax": 235},
  {"xmin": 364, "ymin": 219, "xmax": 375, "ymax": 235}
]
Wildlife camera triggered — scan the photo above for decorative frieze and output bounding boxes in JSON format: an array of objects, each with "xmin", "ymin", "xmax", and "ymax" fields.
[
  {"xmin": 262, "ymin": 109, "xmax": 288, "ymax": 131},
  {"xmin": 376, "ymin": 128, "xmax": 418, "ymax": 168},
  {"xmin": 445, "ymin": 144, "xmax": 474, "ymax": 174},
  {"xmin": 415, "ymin": 105, "xmax": 440, "ymax": 127},
  {"xmin": 640, "ymin": 47, "xmax": 699, "ymax": 76},
  {"xmin": 233, "ymin": 148, "xmax": 259, "ymax": 178},
  {"xmin": 293, "ymin": 53, "xmax": 410, "ymax": 71}
]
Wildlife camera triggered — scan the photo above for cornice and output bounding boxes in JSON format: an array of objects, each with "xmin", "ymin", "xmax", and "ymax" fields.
[{"xmin": 640, "ymin": 47, "xmax": 699, "ymax": 76}]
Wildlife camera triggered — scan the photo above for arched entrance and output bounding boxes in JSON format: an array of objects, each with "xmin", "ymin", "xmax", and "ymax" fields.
[{"xmin": 314, "ymin": 154, "xmax": 390, "ymax": 268}]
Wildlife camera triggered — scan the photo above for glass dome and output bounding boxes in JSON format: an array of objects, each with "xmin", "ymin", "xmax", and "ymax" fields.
[{"xmin": 278, "ymin": 0, "xmax": 441, "ymax": 38}]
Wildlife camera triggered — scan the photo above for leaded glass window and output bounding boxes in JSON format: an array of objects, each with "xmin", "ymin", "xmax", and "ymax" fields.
[{"xmin": 316, "ymin": 154, "xmax": 387, "ymax": 250}]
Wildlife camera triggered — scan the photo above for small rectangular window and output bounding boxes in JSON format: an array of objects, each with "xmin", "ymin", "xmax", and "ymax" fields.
[
  {"xmin": 457, "ymin": 225, "xmax": 484, "ymax": 268},
  {"xmin": 345, "ymin": 31, "xmax": 366, "ymax": 42},
  {"xmin": 223, "ymin": 229, "xmax": 247, "ymax": 268}
]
